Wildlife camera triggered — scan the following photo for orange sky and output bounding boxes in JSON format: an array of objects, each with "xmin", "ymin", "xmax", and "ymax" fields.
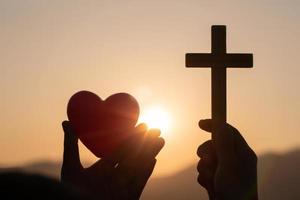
[{"xmin": 1, "ymin": 0, "xmax": 300, "ymax": 177}]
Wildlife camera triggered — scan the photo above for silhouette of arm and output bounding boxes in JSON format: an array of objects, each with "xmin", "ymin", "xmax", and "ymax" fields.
[
  {"xmin": 61, "ymin": 121, "xmax": 164, "ymax": 200},
  {"xmin": 197, "ymin": 119, "xmax": 258, "ymax": 200}
]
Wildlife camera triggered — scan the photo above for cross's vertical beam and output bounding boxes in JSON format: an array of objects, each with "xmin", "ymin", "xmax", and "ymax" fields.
[{"xmin": 211, "ymin": 26, "xmax": 227, "ymax": 132}]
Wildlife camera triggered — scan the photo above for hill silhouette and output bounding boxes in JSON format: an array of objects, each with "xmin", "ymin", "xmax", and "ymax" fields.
[
  {"xmin": 142, "ymin": 148, "xmax": 300, "ymax": 200},
  {"xmin": 1, "ymin": 149, "xmax": 300, "ymax": 200}
]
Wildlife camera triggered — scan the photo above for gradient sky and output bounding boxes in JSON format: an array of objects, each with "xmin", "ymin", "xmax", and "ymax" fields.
[{"xmin": 1, "ymin": 0, "xmax": 300, "ymax": 177}]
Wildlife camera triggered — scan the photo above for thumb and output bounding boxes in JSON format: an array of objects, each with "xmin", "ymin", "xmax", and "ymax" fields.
[{"xmin": 61, "ymin": 121, "xmax": 83, "ymax": 181}]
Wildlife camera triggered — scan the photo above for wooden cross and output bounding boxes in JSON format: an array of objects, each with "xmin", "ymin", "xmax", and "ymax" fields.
[{"xmin": 186, "ymin": 25, "xmax": 253, "ymax": 132}]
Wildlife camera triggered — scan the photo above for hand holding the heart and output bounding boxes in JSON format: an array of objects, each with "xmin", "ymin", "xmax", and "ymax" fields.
[
  {"xmin": 61, "ymin": 121, "xmax": 164, "ymax": 200},
  {"xmin": 61, "ymin": 91, "xmax": 165, "ymax": 199}
]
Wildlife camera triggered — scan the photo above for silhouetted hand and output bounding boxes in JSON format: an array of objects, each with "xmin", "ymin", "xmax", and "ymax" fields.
[
  {"xmin": 61, "ymin": 121, "xmax": 164, "ymax": 200},
  {"xmin": 197, "ymin": 119, "xmax": 258, "ymax": 200}
]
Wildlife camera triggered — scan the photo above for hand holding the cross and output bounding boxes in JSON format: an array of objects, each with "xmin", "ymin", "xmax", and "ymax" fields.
[
  {"xmin": 186, "ymin": 25, "xmax": 256, "ymax": 199},
  {"xmin": 61, "ymin": 121, "xmax": 164, "ymax": 200},
  {"xmin": 197, "ymin": 119, "xmax": 258, "ymax": 200}
]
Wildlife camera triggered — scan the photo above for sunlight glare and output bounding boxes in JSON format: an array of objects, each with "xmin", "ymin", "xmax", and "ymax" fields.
[{"xmin": 139, "ymin": 107, "xmax": 171, "ymax": 135}]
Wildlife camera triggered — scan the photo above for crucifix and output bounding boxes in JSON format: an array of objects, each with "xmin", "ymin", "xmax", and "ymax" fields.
[{"xmin": 186, "ymin": 25, "xmax": 253, "ymax": 135}]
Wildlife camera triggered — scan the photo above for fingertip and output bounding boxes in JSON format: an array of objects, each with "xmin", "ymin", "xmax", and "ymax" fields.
[
  {"xmin": 198, "ymin": 119, "xmax": 212, "ymax": 132},
  {"xmin": 62, "ymin": 121, "xmax": 77, "ymax": 144},
  {"xmin": 198, "ymin": 119, "xmax": 210, "ymax": 126},
  {"xmin": 154, "ymin": 137, "xmax": 165, "ymax": 151},
  {"xmin": 198, "ymin": 119, "xmax": 204, "ymax": 127},
  {"xmin": 62, "ymin": 120, "xmax": 70, "ymax": 129},
  {"xmin": 158, "ymin": 137, "xmax": 165, "ymax": 147},
  {"xmin": 148, "ymin": 128, "xmax": 161, "ymax": 137},
  {"xmin": 136, "ymin": 123, "xmax": 148, "ymax": 133}
]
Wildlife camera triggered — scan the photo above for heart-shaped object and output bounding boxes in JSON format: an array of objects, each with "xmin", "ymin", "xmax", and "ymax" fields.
[{"xmin": 67, "ymin": 91, "xmax": 139, "ymax": 158}]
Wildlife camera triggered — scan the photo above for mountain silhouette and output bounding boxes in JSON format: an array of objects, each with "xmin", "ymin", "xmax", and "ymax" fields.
[
  {"xmin": 142, "ymin": 148, "xmax": 300, "ymax": 200},
  {"xmin": 0, "ymin": 161, "xmax": 61, "ymax": 178},
  {"xmin": 1, "ymin": 149, "xmax": 300, "ymax": 200}
]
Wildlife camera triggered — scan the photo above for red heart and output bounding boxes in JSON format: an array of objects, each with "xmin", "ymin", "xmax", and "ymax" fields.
[{"xmin": 67, "ymin": 91, "xmax": 139, "ymax": 158}]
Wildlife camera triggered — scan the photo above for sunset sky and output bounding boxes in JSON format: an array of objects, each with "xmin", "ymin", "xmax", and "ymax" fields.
[{"xmin": 1, "ymin": 0, "xmax": 300, "ymax": 177}]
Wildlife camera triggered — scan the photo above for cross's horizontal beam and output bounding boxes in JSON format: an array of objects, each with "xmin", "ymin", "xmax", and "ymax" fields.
[{"xmin": 186, "ymin": 53, "xmax": 253, "ymax": 68}]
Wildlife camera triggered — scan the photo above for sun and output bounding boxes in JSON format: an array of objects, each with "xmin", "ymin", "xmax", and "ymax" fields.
[{"xmin": 139, "ymin": 107, "xmax": 171, "ymax": 134}]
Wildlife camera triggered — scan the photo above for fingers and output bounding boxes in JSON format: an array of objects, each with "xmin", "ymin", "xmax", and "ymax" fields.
[
  {"xmin": 92, "ymin": 123, "xmax": 149, "ymax": 175},
  {"xmin": 90, "ymin": 133, "xmax": 147, "ymax": 176},
  {"xmin": 197, "ymin": 161, "xmax": 215, "ymax": 188},
  {"xmin": 117, "ymin": 127, "xmax": 164, "ymax": 166},
  {"xmin": 116, "ymin": 134, "xmax": 164, "ymax": 177},
  {"xmin": 199, "ymin": 119, "xmax": 234, "ymax": 164},
  {"xmin": 61, "ymin": 121, "xmax": 83, "ymax": 181},
  {"xmin": 92, "ymin": 125, "xmax": 164, "ymax": 196},
  {"xmin": 199, "ymin": 119, "xmax": 236, "ymax": 166},
  {"xmin": 147, "ymin": 128, "xmax": 161, "ymax": 138},
  {"xmin": 135, "ymin": 123, "xmax": 148, "ymax": 134},
  {"xmin": 140, "ymin": 129, "xmax": 165, "ymax": 159},
  {"xmin": 97, "ymin": 123, "xmax": 163, "ymax": 168},
  {"xmin": 199, "ymin": 119, "xmax": 256, "ymax": 166},
  {"xmin": 197, "ymin": 140, "xmax": 215, "ymax": 158},
  {"xmin": 197, "ymin": 142, "xmax": 216, "ymax": 198},
  {"xmin": 87, "ymin": 127, "xmax": 147, "ymax": 174},
  {"xmin": 197, "ymin": 140, "xmax": 217, "ymax": 187},
  {"xmin": 197, "ymin": 140, "xmax": 217, "ymax": 165},
  {"xmin": 113, "ymin": 128, "xmax": 164, "ymax": 194},
  {"xmin": 111, "ymin": 125, "xmax": 149, "ymax": 164}
]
